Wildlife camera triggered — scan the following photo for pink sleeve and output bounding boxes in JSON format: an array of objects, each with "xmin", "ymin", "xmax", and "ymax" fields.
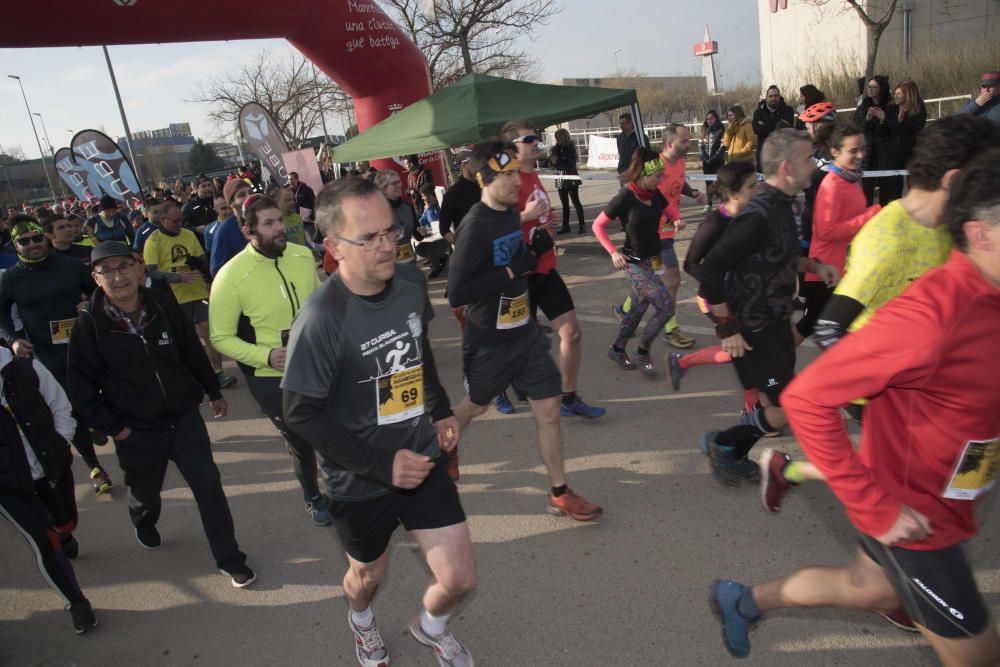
[{"xmin": 592, "ymin": 211, "xmax": 617, "ymax": 255}]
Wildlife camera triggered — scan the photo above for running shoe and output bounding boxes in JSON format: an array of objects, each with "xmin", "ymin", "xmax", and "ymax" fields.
[
  {"xmin": 607, "ymin": 346, "xmax": 636, "ymax": 370},
  {"xmin": 709, "ymin": 579, "xmax": 758, "ymax": 658},
  {"xmin": 703, "ymin": 432, "xmax": 740, "ymax": 487},
  {"xmin": 760, "ymin": 448, "xmax": 793, "ymax": 513},
  {"xmin": 349, "ymin": 611, "xmax": 390, "ymax": 667},
  {"xmin": 68, "ymin": 599, "xmax": 98, "ymax": 635},
  {"xmin": 135, "ymin": 526, "xmax": 162, "ymax": 550},
  {"xmin": 217, "ymin": 371, "xmax": 238, "ymax": 389},
  {"xmin": 409, "ymin": 616, "xmax": 474, "ymax": 667},
  {"xmin": 667, "ymin": 352, "xmax": 686, "ymax": 390},
  {"xmin": 219, "ymin": 564, "xmax": 256, "ymax": 588},
  {"xmin": 494, "ymin": 392, "xmax": 515, "ymax": 415},
  {"xmin": 635, "ymin": 350, "xmax": 656, "ymax": 377},
  {"xmin": 735, "ymin": 457, "xmax": 761, "ymax": 483},
  {"xmin": 60, "ymin": 532, "xmax": 79, "ymax": 560},
  {"xmin": 446, "ymin": 448, "xmax": 460, "ymax": 482},
  {"xmin": 877, "ymin": 608, "xmax": 919, "ymax": 633},
  {"xmin": 548, "ymin": 489, "xmax": 603, "ymax": 521},
  {"xmin": 610, "ymin": 304, "xmax": 625, "ymax": 323},
  {"xmin": 306, "ymin": 494, "xmax": 333, "ymax": 526},
  {"xmin": 89, "ymin": 467, "xmax": 113, "ymax": 495},
  {"xmin": 663, "ymin": 328, "xmax": 696, "ymax": 349},
  {"xmin": 559, "ymin": 395, "xmax": 606, "ymax": 419}
]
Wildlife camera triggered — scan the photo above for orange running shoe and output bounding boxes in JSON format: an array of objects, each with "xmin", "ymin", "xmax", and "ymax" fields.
[{"xmin": 548, "ymin": 489, "xmax": 602, "ymax": 521}]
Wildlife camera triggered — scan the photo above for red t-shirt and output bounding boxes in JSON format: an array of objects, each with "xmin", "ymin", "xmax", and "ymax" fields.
[
  {"xmin": 782, "ymin": 251, "xmax": 1000, "ymax": 550},
  {"xmin": 656, "ymin": 156, "xmax": 686, "ymax": 240},
  {"xmin": 806, "ymin": 170, "xmax": 880, "ymax": 281},
  {"xmin": 517, "ymin": 170, "xmax": 556, "ymax": 275}
]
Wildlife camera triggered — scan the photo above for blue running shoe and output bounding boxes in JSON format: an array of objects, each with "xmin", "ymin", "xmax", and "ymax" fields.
[
  {"xmin": 610, "ymin": 304, "xmax": 625, "ymax": 322},
  {"xmin": 560, "ymin": 395, "xmax": 606, "ymax": 419},
  {"xmin": 699, "ymin": 431, "xmax": 717, "ymax": 456},
  {"xmin": 709, "ymin": 579, "xmax": 759, "ymax": 658},
  {"xmin": 494, "ymin": 392, "xmax": 516, "ymax": 414},
  {"xmin": 306, "ymin": 494, "xmax": 333, "ymax": 526},
  {"xmin": 668, "ymin": 352, "xmax": 686, "ymax": 391}
]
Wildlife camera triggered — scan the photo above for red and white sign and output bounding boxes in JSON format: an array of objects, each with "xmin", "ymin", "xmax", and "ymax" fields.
[
  {"xmin": 586, "ymin": 135, "xmax": 619, "ymax": 170},
  {"xmin": 693, "ymin": 40, "xmax": 718, "ymax": 57}
]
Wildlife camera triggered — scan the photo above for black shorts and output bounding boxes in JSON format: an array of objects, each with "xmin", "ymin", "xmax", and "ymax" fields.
[
  {"xmin": 527, "ymin": 270, "xmax": 575, "ymax": 322},
  {"xmin": 330, "ymin": 464, "xmax": 465, "ymax": 564},
  {"xmin": 463, "ymin": 326, "xmax": 562, "ymax": 406},
  {"xmin": 795, "ymin": 280, "xmax": 833, "ymax": 338},
  {"xmin": 859, "ymin": 534, "xmax": 990, "ymax": 638},
  {"xmin": 179, "ymin": 299, "xmax": 209, "ymax": 325},
  {"xmin": 731, "ymin": 323, "xmax": 795, "ymax": 405}
]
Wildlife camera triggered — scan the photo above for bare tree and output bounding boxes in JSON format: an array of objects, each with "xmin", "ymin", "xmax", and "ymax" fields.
[
  {"xmin": 379, "ymin": 0, "xmax": 561, "ymax": 89},
  {"xmin": 804, "ymin": 0, "xmax": 900, "ymax": 80},
  {"xmin": 0, "ymin": 145, "xmax": 27, "ymax": 166},
  {"xmin": 190, "ymin": 49, "xmax": 351, "ymax": 147}
]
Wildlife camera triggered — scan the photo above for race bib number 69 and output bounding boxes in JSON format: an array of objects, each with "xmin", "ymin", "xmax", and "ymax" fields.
[{"xmin": 376, "ymin": 365, "xmax": 425, "ymax": 425}]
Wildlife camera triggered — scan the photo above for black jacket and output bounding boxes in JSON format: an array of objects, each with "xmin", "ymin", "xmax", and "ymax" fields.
[
  {"xmin": 853, "ymin": 76, "xmax": 892, "ymax": 169},
  {"xmin": 752, "ymin": 98, "xmax": 795, "ymax": 149},
  {"xmin": 67, "ymin": 286, "xmax": 223, "ymax": 436},
  {"xmin": 0, "ymin": 355, "xmax": 73, "ymax": 494},
  {"xmin": 877, "ymin": 104, "xmax": 927, "ymax": 169}
]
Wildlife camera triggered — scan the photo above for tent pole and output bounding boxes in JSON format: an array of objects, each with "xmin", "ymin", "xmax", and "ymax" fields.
[{"xmin": 630, "ymin": 101, "xmax": 649, "ymax": 149}]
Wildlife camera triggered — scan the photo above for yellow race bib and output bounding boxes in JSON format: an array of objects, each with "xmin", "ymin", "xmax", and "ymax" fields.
[
  {"xmin": 497, "ymin": 292, "xmax": 530, "ymax": 330},
  {"xmin": 376, "ymin": 365, "xmax": 424, "ymax": 425},
  {"xmin": 50, "ymin": 318, "xmax": 75, "ymax": 345},
  {"xmin": 395, "ymin": 244, "xmax": 415, "ymax": 263},
  {"xmin": 944, "ymin": 437, "xmax": 1000, "ymax": 501}
]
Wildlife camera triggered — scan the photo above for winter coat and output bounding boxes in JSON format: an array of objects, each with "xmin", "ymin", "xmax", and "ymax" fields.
[
  {"xmin": 752, "ymin": 98, "xmax": 795, "ymax": 149},
  {"xmin": 723, "ymin": 118, "xmax": 756, "ymax": 163},
  {"xmin": 853, "ymin": 76, "xmax": 891, "ymax": 170},
  {"xmin": 699, "ymin": 121, "xmax": 726, "ymax": 172},
  {"xmin": 877, "ymin": 104, "xmax": 927, "ymax": 169}
]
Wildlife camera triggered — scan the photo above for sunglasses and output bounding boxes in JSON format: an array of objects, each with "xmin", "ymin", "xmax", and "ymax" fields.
[
  {"xmin": 15, "ymin": 234, "xmax": 46, "ymax": 246},
  {"xmin": 513, "ymin": 134, "xmax": 540, "ymax": 144}
]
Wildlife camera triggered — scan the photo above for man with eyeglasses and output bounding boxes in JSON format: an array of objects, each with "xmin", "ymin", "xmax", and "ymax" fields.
[
  {"xmin": 209, "ymin": 196, "xmax": 329, "ymax": 527},
  {"xmin": 0, "ymin": 218, "xmax": 113, "ymax": 496},
  {"xmin": 957, "ymin": 71, "xmax": 1000, "ymax": 126},
  {"xmin": 447, "ymin": 139, "xmax": 603, "ymax": 521},
  {"xmin": 66, "ymin": 241, "xmax": 255, "ymax": 588},
  {"xmin": 144, "ymin": 200, "xmax": 236, "ymax": 389},
  {"xmin": 499, "ymin": 119, "xmax": 605, "ymax": 420},
  {"xmin": 282, "ymin": 177, "xmax": 473, "ymax": 667}
]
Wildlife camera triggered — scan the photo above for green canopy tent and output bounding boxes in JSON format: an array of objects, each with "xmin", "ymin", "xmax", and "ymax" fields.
[{"xmin": 331, "ymin": 73, "xmax": 643, "ymax": 163}]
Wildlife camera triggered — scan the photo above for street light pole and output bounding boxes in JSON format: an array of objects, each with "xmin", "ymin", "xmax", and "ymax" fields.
[
  {"xmin": 33, "ymin": 112, "xmax": 65, "ymax": 198},
  {"xmin": 7, "ymin": 74, "xmax": 58, "ymax": 203},
  {"xmin": 613, "ymin": 49, "xmax": 622, "ymax": 76}
]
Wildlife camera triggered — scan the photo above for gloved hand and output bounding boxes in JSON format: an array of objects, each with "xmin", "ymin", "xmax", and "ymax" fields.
[
  {"xmin": 528, "ymin": 226, "xmax": 554, "ymax": 256},
  {"xmin": 507, "ymin": 244, "xmax": 538, "ymax": 277}
]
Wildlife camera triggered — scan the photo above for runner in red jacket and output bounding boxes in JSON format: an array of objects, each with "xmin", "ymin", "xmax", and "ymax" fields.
[{"xmin": 708, "ymin": 149, "xmax": 1000, "ymax": 665}]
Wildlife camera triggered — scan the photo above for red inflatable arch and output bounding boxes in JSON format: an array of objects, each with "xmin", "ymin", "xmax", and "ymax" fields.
[{"xmin": 1, "ymin": 0, "xmax": 443, "ymax": 182}]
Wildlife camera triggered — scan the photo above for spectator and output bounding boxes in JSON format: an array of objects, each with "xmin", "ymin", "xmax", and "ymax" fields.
[
  {"xmin": 616, "ymin": 113, "xmax": 649, "ymax": 173},
  {"xmin": 403, "ymin": 154, "xmax": 433, "ymax": 215},
  {"xmin": 288, "ymin": 171, "xmax": 315, "ymax": 221},
  {"xmin": 699, "ymin": 110, "xmax": 727, "ymax": 211},
  {"xmin": 853, "ymin": 75, "xmax": 892, "ymax": 205},
  {"xmin": 877, "ymin": 80, "xmax": 927, "ymax": 204},
  {"xmin": 956, "ymin": 70, "xmax": 1000, "ymax": 126},
  {"xmin": 415, "ymin": 183, "xmax": 450, "ymax": 278},
  {"xmin": 795, "ymin": 84, "xmax": 826, "ymax": 130},
  {"xmin": 722, "ymin": 105, "xmax": 756, "ymax": 164},
  {"xmin": 752, "ymin": 85, "xmax": 795, "ymax": 171},
  {"xmin": 549, "ymin": 128, "xmax": 586, "ymax": 234}
]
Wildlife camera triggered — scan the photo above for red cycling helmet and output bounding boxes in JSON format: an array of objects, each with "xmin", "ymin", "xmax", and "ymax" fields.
[{"xmin": 799, "ymin": 101, "xmax": 837, "ymax": 123}]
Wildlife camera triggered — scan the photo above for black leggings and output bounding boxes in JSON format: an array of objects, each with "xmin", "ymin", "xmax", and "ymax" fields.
[
  {"xmin": 0, "ymin": 491, "xmax": 86, "ymax": 604},
  {"xmin": 557, "ymin": 185, "xmax": 585, "ymax": 229}
]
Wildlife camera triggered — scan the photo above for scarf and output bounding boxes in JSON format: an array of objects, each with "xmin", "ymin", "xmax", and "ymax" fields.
[
  {"xmin": 102, "ymin": 292, "xmax": 150, "ymax": 335},
  {"xmin": 828, "ymin": 162, "xmax": 862, "ymax": 183},
  {"xmin": 627, "ymin": 181, "xmax": 657, "ymax": 202}
]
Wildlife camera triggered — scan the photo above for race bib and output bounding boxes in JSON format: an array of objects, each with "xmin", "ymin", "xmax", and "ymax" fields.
[
  {"xmin": 50, "ymin": 318, "xmax": 75, "ymax": 345},
  {"xmin": 376, "ymin": 365, "xmax": 425, "ymax": 425},
  {"xmin": 650, "ymin": 256, "xmax": 665, "ymax": 275},
  {"xmin": 395, "ymin": 243, "xmax": 415, "ymax": 263},
  {"xmin": 497, "ymin": 292, "xmax": 530, "ymax": 330},
  {"xmin": 943, "ymin": 437, "xmax": 1000, "ymax": 501}
]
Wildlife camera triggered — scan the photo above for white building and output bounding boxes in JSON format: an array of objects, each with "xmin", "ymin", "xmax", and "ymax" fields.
[{"xmin": 758, "ymin": 0, "xmax": 999, "ymax": 91}]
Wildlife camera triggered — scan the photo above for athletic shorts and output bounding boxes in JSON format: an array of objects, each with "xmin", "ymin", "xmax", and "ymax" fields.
[
  {"xmin": 179, "ymin": 299, "xmax": 209, "ymax": 325},
  {"xmin": 330, "ymin": 464, "xmax": 465, "ymax": 564},
  {"xmin": 463, "ymin": 326, "xmax": 562, "ymax": 406},
  {"xmin": 731, "ymin": 322, "xmax": 795, "ymax": 405},
  {"xmin": 527, "ymin": 270, "xmax": 574, "ymax": 321},
  {"xmin": 659, "ymin": 237, "xmax": 679, "ymax": 270},
  {"xmin": 795, "ymin": 280, "xmax": 833, "ymax": 338},
  {"xmin": 859, "ymin": 534, "xmax": 990, "ymax": 638}
]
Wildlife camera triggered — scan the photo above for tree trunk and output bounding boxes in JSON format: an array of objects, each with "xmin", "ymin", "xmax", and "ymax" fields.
[
  {"xmin": 865, "ymin": 28, "xmax": 879, "ymax": 81},
  {"xmin": 460, "ymin": 37, "xmax": 474, "ymax": 74}
]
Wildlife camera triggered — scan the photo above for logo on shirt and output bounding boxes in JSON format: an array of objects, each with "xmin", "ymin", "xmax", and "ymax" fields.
[{"xmin": 492, "ymin": 230, "xmax": 523, "ymax": 267}]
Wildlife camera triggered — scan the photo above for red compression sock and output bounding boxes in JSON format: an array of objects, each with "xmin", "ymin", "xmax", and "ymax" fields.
[{"xmin": 678, "ymin": 345, "xmax": 730, "ymax": 369}]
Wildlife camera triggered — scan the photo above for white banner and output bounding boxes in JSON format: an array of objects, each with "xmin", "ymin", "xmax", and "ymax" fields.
[{"xmin": 587, "ymin": 135, "xmax": 619, "ymax": 169}]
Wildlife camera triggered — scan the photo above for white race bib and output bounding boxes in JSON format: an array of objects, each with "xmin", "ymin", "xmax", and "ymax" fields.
[{"xmin": 943, "ymin": 437, "xmax": 1000, "ymax": 501}]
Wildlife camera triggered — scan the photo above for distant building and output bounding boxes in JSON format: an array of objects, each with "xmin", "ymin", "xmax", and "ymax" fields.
[
  {"xmin": 553, "ymin": 76, "xmax": 707, "ymax": 130},
  {"xmin": 758, "ymin": 0, "xmax": 999, "ymax": 93}
]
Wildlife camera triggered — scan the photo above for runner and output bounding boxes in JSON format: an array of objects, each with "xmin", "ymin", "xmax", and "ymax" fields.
[
  {"xmin": 667, "ymin": 160, "xmax": 759, "ymax": 402},
  {"xmin": 446, "ymin": 138, "xmax": 602, "ymax": 520},
  {"xmin": 208, "ymin": 196, "xmax": 330, "ymax": 527},
  {"xmin": 499, "ymin": 119, "xmax": 604, "ymax": 419},
  {"xmin": 282, "ymin": 177, "xmax": 474, "ymax": 667},
  {"xmin": 591, "ymin": 147, "xmax": 677, "ymax": 376},
  {"xmin": 696, "ymin": 129, "xmax": 837, "ymax": 486},
  {"xmin": 761, "ymin": 114, "xmax": 1000, "ymax": 512},
  {"xmin": 614, "ymin": 124, "xmax": 704, "ymax": 349},
  {"xmin": 373, "ymin": 169, "xmax": 419, "ymax": 265},
  {"xmin": 710, "ymin": 149, "xmax": 1000, "ymax": 665}
]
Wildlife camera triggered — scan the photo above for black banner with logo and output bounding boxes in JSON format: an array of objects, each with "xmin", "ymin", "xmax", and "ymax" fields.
[
  {"xmin": 238, "ymin": 102, "xmax": 290, "ymax": 186},
  {"xmin": 70, "ymin": 129, "xmax": 144, "ymax": 209}
]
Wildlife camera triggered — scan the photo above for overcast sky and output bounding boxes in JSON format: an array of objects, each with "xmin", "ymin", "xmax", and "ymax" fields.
[{"xmin": 0, "ymin": 0, "xmax": 760, "ymax": 159}]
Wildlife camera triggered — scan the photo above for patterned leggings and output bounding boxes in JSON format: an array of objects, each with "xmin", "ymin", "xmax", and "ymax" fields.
[{"xmin": 614, "ymin": 260, "xmax": 674, "ymax": 349}]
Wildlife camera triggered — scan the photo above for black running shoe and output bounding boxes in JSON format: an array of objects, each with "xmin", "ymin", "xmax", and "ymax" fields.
[
  {"xmin": 220, "ymin": 564, "xmax": 257, "ymax": 588},
  {"xmin": 69, "ymin": 599, "xmax": 97, "ymax": 635}
]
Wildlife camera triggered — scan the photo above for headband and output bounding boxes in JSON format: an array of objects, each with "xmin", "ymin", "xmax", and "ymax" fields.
[
  {"xmin": 641, "ymin": 157, "xmax": 665, "ymax": 177},
  {"xmin": 475, "ymin": 150, "xmax": 520, "ymax": 188}
]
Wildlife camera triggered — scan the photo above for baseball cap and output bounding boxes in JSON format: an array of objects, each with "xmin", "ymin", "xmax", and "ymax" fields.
[{"xmin": 981, "ymin": 72, "xmax": 999, "ymax": 87}]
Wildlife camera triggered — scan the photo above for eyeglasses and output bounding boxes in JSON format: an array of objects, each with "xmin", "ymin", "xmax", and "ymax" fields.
[
  {"xmin": 94, "ymin": 261, "xmax": 136, "ymax": 278},
  {"xmin": 513, "ymin": 134, "xmax": 540, "ymax": 144},
  {"xmin": 335, "ymin": 224, "xmax": 402, "ymax": 252},
  {"xmin": 15, "ymin": 235, "xmax": 46, "ymax": 246}
]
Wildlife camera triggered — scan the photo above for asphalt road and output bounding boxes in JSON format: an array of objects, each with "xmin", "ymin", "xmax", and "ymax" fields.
[{"xmin": 2, "ymin": 172, "xmax": 997, "ymax": 666}]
